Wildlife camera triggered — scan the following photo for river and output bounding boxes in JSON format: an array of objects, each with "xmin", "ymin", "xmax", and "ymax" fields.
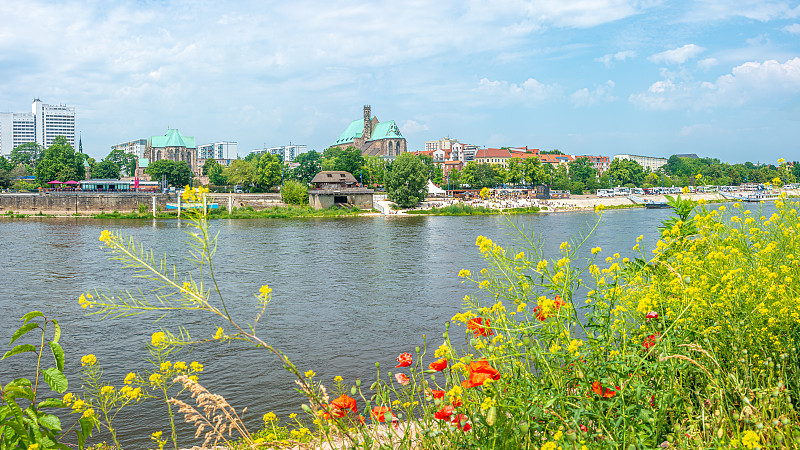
[{"xmin": 0, "ymin": 206, "xmax": 755, "ymax": 447}]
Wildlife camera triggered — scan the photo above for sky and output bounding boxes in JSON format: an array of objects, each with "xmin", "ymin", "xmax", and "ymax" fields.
[{"xmin": 1, "ymin": 0, "xmax": 799, "ymax": 164}]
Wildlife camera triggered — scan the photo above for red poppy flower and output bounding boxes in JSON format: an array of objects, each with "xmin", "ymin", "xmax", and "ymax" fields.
[
  {"xmin": 330, "ymin": 394, "xmax": 357, "ymax": 415},
  {"xmin": 450, "ymin": 414, "xmax": 471, "ymax": 431},
  {"xmin": 395, "ymin": 352, "xmax": 413, "ymax": 368},
  {"xmin": 467, "ymin": 317, "xmax": 493, "ymax": 337},
  {"xmin": 461, "ymin": 360, "xmax": 501, "ymax": 388},
  {"xmin": 358, "ymin": 415, "xmax": 366, "ymax": 425},
  {"xmin": 434, "ymin": 405, "xmax": 454, "ymax": 420},
  {"xmin": 645, "ymin": 311, "xmax": 659, "ymax": 320},
  {"xmin": 643, "ymin": 333, "xmax": 660, "ymax": 351},
  {"xmin": 450, "ymin": 397, "xmax": 463, "ymax": 407},
  {"xmin": 429, "ymin": 358, "xmax": 448, "ymax": 372},
  {"xmin": 427, "ymin": 389, "xmax": 445, "ymax": 399},
  {"xmin": 395, "ymin": 373, "xmax": 410, "ymax": 385},
  {"xmin": 580, "ymin": 424, "xmax": 588, "ymax": 433},
  {"xmin": 533, "ymin": 295, "xmax": 565, "ymax": 321},
  {"xmin": 591, "ymin": 381, "xmax": 616, "ymax": 398},
  {"xmin": 371, "ymin": 406, "xmax": 394, "ymax": 423}
]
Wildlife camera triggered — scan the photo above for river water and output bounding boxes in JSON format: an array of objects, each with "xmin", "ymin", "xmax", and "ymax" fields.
[{"xmin": 0, "ymin": 206, "xmax": 754, "ymax": 447}]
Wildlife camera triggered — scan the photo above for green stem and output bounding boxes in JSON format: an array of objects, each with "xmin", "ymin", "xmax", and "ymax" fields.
[{"xmin": 33, "ymin": 321, "xmax": 46, "ymax": 402}]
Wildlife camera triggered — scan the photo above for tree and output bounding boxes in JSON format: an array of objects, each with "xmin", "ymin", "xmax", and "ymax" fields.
[
  {"xmin": 10, "ymin": 142, "xmax": 44, "ymax": 168},
  {"xmin": 146, "ymin": 160, "xmax": 191, "ymax": 187},
  {"xmin": 362, "ymin": 156, "xmax": 388, "ymax": 186},
  {"xmin": 256, "ymin": 153, "xmax": 283, "ymax": 188},
  {"xmin": 203, "ymin": 159, "xmax": 227, "ymax": 185},
  {"xmin": 386, "ymin": 152, "xmax": 428, "ymax": 208},
  {"xmin": 292, "ymin": 151, "xmax": 322, "ymax": 184},
  {"xmin": 105, "ymin": 149, "xmax": 138, "ymax": 177},
  {"xmin": 539, "ymin": 149, "xmax": 564, "ymax": 155},
  {"xmin": 462, "ymin": 162, "xmax": 499, "ymax": 189},
  {"xmin": 568, "ymin": 158, "xmax": 597, "ymax": 186},
  {"xmin": 36, "ymin": 137, "xmax": 85, "ymax": 184},
  {"xmin": 281, "ymin": 180, "xmax": 309, "ymax": 205},
  {"xmin": 0, "ymin": 156, "xmax": 11, "ymax": 188},
  {"xmin": 608, "ymin": 158, "xmax": 645, "ymax": 187},
  {"xmin": 521, "ymin": 158, "xmax": 548, "ymax": 186},
  {"xmin": 322, "ymin": 146, "xmax": 364, "ymax": 176},
  {"xmin": 92, "ymin": 160, "xmax": 120, "ymax": 179},
  {"xmin": 223, "ymin": 159, "xmax": 256, "ymax": 187}
]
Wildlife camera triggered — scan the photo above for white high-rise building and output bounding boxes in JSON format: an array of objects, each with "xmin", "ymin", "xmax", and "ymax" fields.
[
  {"xmin": 0, "ymin": 113, "xmax": 35, "ymax": 156},
  {"xmin": 198, "ymin": 141, "xmax": 237, "ymax": 160},
  {"xmin": 252, "ymin": 144, "xmax": 308, "ymax": 161},
  {"xmin": 0, "ymin": 99, "xmax": 76, "ymax": 156},
  {"xmin": 111, "ymin": 139, "xmax": 148, "ymax": 159}
]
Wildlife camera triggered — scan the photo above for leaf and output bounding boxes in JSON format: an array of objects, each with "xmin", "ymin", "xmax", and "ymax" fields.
[
  {"xmin": 42, "ymin": 368, "xmax": 68, "ymax": 394},
  {"xmin": 79, "ymin": 416, "xmax": 94, "ymax": 439},
  {"xmin": 52, "ymin": 319, "xmax": 61, "ymax": 344},
  {"xmin": 9, "ymin": 323, "xmax": 39, "ymax": 345},
  {"xmin": 21, "ymin": 311, "xmax": 44, "ymax": 324},
  {"xmin": 49, "ymin": 342, "xmax": 65, "ymax": 372},
  {"xmin": 37, "ymin": 398, "xmax": 65, "ymax": 408},
  {"xmin": 39, "ymin": 414, "xmax": 62, "ymax": 431},
  {"xmin": 4, "ymin": 386, "xmax": 34, "ymax": 401},
  {"xmin": 2, "ymin": 344, "xmax": 38, "ymax": 360}
]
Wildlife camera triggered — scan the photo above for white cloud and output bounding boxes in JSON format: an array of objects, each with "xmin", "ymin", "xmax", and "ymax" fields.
[
  {"xmin": 682, "ymin": 0, "xmax": 800, "ymax": 22},
  {"xmin": 571, "ymin": 80, "xmax": 616, "ymax": 106},
  {"xmin": 475, "ymin": 77, "xmax": 561, "ymax": 104},
  {"xmin": 698, "ymin": 58, "xmax": 719, "ymax": 70},
  {"xmin": 630, "ymin": 57, "xmax": 800, "ymax": 109},
  {"xmin": 400, "ymin": 120, "xmax": 429, "ymax": 135},
  {"xmin": 649, "ymin": 44, "xmax": 705, "ymax": 65},
  {"xmin": 783, "ymin": 23, "xmax": 800, "ymax": 34},
  {"xmin": 595, "ymin": 50, "xmax": 636, "ymax": 68},
  {"xmin": 466, "ymin": 0, "xmax": 656, "ymax": 29}
]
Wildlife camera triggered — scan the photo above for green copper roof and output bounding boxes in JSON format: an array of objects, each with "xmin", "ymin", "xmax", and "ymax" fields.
[
  {"xmin": 149, "ymin": 129, "xmax": 196, "ymax": 149},
  {"xmin": 367, "ymin": 120, "xmax": 403, "ymax": 142},
  {"xmin": 335, "ymin": 118, "xmax": 404, "ymax": 145},
  {"xmin": 138, "ymin": 158, "xmax": 149, "ymax": 168},
  {"xmin": 335, "ymin": 119, "xmax": 365, "ymax": 145}
]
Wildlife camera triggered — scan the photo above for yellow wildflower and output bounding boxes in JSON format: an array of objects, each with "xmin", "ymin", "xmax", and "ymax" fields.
[
  {"xmin": 62, "ymin": 393, "xmax": 74, "ymax": 405},
  {"xmin": 149, "ymin": 373, "xmax": 162, "ymax": 385},
  {"xmin": 304, "ymin": 370, "xmax": 316, "ymax": 378},
  {"xmin": 82, "ymin": 408, "xmax": 95, "ymax": 418},
  {"xmin": 174, "ymin": 361, "xmax": 187, "ymax": 372},
  {"xmin": 263, "ymin": 412, "xmax": 278, "ymax": 422},
  {"xmin": 81, "ymin": 354, "xmax": 97, "ymax": 367},
  {"xmin": 99, "ymin": 229, "xmax": 111, "ymax": 243},
  {"xmin": 742, "ymin": 430, "xmax": 760, "ymax": 449},
  {"xmin": 100, "ymin": 386, "xmax": 115, "ymax": 395},
  {"xmin": 458, "ymin": 269, "xmax": 471, "ymax": 278},
  {"xmin": 72, "ymin": 399, "xmax": 85, "ymax": 410},
  {"xmin": 151, "ymin": 332, "xmax": 167, "ymax": 347},
  {"xmin": 334, "ymin": 375, "xmax": 343, "ymax": 383},
  {"xmin": 259, "ymin": 285, "xmax": 272, "ymax": 297},
  {"xmin": 213, "ymin": 327, "xmax": 224, "ymax": 340},
  {"xmin": 160, "ymin": 361, "xmax": 171, "ymax": 372},
  {"xmin": 124, "ymin": 372, "xmax": 136, "ymax": 384},
  {"xmin": 190, "ymin": 361, "xmax": 203, "ymax": 372},
  {"xmin": 542, "ymin": 442, "xmax": 557, "ymax": 450}
]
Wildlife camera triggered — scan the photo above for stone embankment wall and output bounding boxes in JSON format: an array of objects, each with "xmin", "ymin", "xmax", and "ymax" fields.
[
  {"xmin": 209, "ymin": 193, "xmax": 285, "ymax": 210},
  {"xmin": 0, "ymin": 193, "xmax": 170, "ymax": 215}
]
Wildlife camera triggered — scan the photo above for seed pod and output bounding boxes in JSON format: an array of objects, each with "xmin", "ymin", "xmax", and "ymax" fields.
[
  {"xmin": 485, "ymin": 407, "xmax": 496, "ymax": 426},
  {"xmin": 355, "ymin": 379, "xmax": 361, "ymax": 387},
  {"xmin": 522, "ymin": 336, "xmax": 531, "ymax": 346},
  {"xmin": 519, "ymin": 421, "xmax": 529, "ymax": 434},
  {"xmin": 565, "ymin": 430, "xmax": 577, "ymax": 442},
  {"xmin": 375, "ymin": 361, "xmax": 380, "ymax": 368},
  {"xmin": 370, "ymin": 381, "xmax": 379, "ymax": 391},
  {"xmin": 301, "ymin": 404, "xmax": 312, "ymax": 413},
  {"xmin": 415, "ymin": 346, "xmax": 421, "ymax": 354},
  {"xmin": 351, "ymin": 386, "xmax": 357, "ymax": 396}
]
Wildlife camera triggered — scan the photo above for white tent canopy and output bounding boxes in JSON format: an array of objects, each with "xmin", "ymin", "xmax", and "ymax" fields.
[{"xmin": 426, "ymin": 180, "xmax": 446, "ymax": 195}]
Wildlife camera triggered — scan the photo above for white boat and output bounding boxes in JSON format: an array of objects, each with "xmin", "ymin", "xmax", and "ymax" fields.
[
  {"xmin": 166, "ymin": 202, "xmax": 219, "ymax": 210},
  {"xmin": 628, "ymin": 195, "xmax": 671, "ymax": 209},
  {"xmin": 720, "ymin": 191, "xmax": 780, "ymax": 202}
]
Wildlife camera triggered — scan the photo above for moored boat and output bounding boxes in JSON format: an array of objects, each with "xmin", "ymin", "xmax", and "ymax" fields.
[
  {"xmin": 629, "ymin": 195, "xmax": 671, "ymax": 209},
  {"xmin": 720, "ymin": 191, "xmax": 780, "ymax": 202}
]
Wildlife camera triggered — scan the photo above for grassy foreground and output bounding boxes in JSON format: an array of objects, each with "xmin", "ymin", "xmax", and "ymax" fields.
[{"xmin": 3, "ymin": 190, "xmax": 798, "ymax": 449}]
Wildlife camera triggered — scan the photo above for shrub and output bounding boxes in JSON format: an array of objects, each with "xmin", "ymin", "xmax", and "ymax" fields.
[{"xmin": 281, "ymin": 180, "xmax": 309, "ymax": 205}]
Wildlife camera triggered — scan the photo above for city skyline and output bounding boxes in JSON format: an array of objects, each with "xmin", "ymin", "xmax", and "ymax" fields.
[{"xmin": 1, "ymin": 0, "xmax": 798, "ymax": 164}]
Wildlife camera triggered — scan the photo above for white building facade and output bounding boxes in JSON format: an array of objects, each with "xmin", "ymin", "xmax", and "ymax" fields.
[
  {"xmin": 613, "ymin": 154, "xmax": 668, "ymax": 172},
  {"xmin": 198, "ymin": 141, "xmax": 237, "ymax": 160},
  {"xmin": 0, "ymin": 99, "xmax": 75, "ymax": 156},
  {"xmin": 111, "ymin": 139, "xmax": 148, "ymax": 159},
  {"xmin": 252, "ymin": 144, "xmax": 308, "ymax": 161}
]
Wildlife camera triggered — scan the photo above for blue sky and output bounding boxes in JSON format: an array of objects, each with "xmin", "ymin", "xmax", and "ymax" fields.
[{"xmin": 1, "ymin": 0, "xmax": 798, "ymax": 163}]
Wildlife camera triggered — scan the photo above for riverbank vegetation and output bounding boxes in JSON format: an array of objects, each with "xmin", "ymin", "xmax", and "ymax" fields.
[
  {"xmin": 3, "ymin": 188, "xmax": 798, "ymax": 449},
  {"xmin": 406, "ymin": 204, "xmax": 542, "ymax": 216}
]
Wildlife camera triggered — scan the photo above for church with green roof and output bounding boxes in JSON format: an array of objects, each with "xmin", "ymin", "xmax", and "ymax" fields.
[
  {"xmin": 332, "ymin": 105, "xmax": 407, "ymax": 157},
  {"xmin": 144, "ymin": 129, "xmax": 198, "ymax": 175}
]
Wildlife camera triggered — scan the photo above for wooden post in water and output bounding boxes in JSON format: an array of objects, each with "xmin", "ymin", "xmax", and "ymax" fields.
[
  {"xmin": 228, "ymin": 196, "xmax": 233, "ymax": 214},
  {"xmin": 152, "ymin": 196, "xmax": 156, "ymax": 217},
  {"xmin": 177, "ymin": 195, "xmax": 181, "ymax": 218}
]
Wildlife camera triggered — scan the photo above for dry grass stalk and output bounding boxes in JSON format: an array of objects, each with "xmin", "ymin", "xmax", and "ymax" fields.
[{"xmin": 169, "ymin": 375, "xmax": 253, "ymax": 448}]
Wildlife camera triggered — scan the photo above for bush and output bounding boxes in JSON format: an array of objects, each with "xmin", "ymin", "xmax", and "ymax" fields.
[{"xmin": 281, "ymin": 180, "xmax": 309, "ymax": 205}]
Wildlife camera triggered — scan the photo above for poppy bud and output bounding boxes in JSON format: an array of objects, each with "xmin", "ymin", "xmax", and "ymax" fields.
[
  {"xmin": 370, "ymin": 381, "xmax": 379, "ymax": 390},
  {"xmin": 301, "ymin": 404, "xmax": 312, "ymax": 413},
  {"xmin": 351, "ymin": 387, "xmax": 357, "ymax": 396},
  {"xmin": 415, "ymin": 346, "xmax": 421, "ymax": 354},
  {"xmin": 355, "ymin": 379, "xmax": 361, "ymax": 387},
  {"xmin": 375, "ymin": 361, "xmax": 380, "ymax": 368},
  {"xmin": 522, "ymin": 337, "xmax": 531, "ymax": 346},
  {"xmin": 485, "ymin": 407, "xmax": 496, "ymax": 426},
  {"xmin": 430, "ymin": 374, "xmax": 436, "ymax": 381},
  {"xmin": 565, "ymin": 430, "xmax": 577, "ymax": 442},
  {"xmin": 518, "ymin": 421, "xmax": 529, "ymax": 434}
]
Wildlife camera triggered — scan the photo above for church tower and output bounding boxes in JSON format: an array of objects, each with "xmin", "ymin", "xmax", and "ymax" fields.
[{"xmin": 363, "ymin": 105, "xmax": 372, "ymax": 140}]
